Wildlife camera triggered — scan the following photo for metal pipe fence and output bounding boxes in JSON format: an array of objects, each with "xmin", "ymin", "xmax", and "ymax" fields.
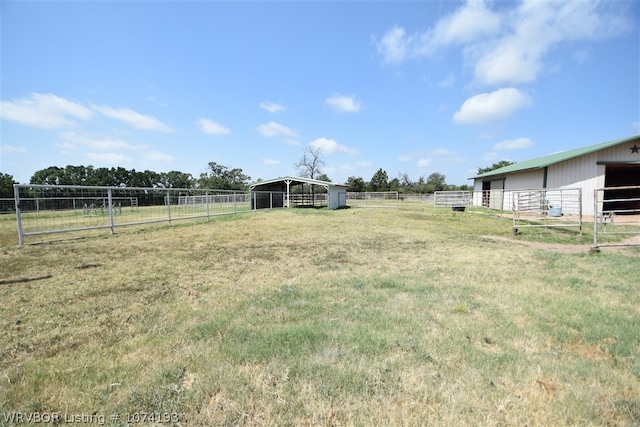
[
  {"xmin": 346, "ymin": 192, "xmax": 399, "ymax": 208},
  {"xmin": 13, "ymin": 184, "xmax": 250, "ymax": 245},
  {"xmin": 593, "ymin": 186, "xmax": 640, "ymax": 248}
]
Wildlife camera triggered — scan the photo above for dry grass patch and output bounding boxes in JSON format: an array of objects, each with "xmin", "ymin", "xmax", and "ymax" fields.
[{"xmin": 1, "ymin": 204, "xmax": 639, "ymax": 425}]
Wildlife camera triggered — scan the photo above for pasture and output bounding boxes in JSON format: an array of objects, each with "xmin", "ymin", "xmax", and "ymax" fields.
[{"xmin": 1, "ymin": 202, "xmax": 638, "ymax": 426}]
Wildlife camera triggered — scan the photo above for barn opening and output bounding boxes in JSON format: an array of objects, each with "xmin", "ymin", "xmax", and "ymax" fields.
[{"xmin": 603, "ymin": 164, "xmax": 640, "ymax": 214}]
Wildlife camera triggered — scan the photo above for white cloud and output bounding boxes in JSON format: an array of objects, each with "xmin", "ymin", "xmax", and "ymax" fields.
[
  {"xmin": 0, "ymin": 93, "xmax": 92, "ymax": 129},
  {"xmin": 58, "ymin": 131, "xmax": 141, "ymax": 151},
  {"xmin": 376, "ymin": 0, "xmax": 501, "ymax": 64},
  {"xmin": 376, "ymin": 0, "xmax": 630, "ymax": 86},
  {"xmin": 326, "ymin": 94, "xmax": 361, "ymax": 113},
  {"xmin": 257, "ymin": 121, "xmax": 299, "ymax": 138},
  {"xmin": 493, "ymin": 137, "xmax": 534, "ymax": 150},
  {"xmin": 259, "ymin": 102, "xmax": 285, "ymax": 113},
  {"xmin": 145, "ymin": 150, "xmax": 176, "ymax": 162},
  {"xmin": 92, "ymin": 105, "xmax": 172, "ymax": 132},
  {"xmin": 376, "ymin": 26, "xmax": 412, "ymax": 65},
  {"xmin": 453, "ymin": 88, "xmax": 532, "ymax": 124},
  {"xmin": 1, "ymin": 144, "xmax": 27, "ymax": 154},
  {"xmin": 417, "ymin": 158, "xmax": 432, "ymax": 168},
  {"xmin": 198, "ymin": 118, "xmax": 230, "ymax": 135},
  {"xmin": 85, "ymin": 152, "xmax": 132, "ymax": 164},
  {"xmin": 263, "ymin": 158, "xmax": 281, "ymax": 165},
  {"xmin": 428, "ymin": 0, "xmax": 502, "ymax": 48},
  {"xmin": 473, "ymin": 0, "xmax": 631, "ymax": 85},
  {"xmin": 309, "ymin": 138, "xmax": 359, "ymax": 155}
]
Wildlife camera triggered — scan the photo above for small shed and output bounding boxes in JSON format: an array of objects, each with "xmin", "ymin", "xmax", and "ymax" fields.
[{"xmin": 250, "ymin": 176, "xmax": 347, "ymax": 210}]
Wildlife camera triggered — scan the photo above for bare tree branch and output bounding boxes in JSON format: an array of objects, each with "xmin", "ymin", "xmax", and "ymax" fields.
[{"xmin": 295, "ymin": 146, "xmax": 325, "ymax": 179}]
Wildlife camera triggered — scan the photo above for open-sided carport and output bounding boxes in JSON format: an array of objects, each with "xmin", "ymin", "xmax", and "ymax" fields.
[{"xmin": 250, "ymin": 176, "xmax": 347, "ymax": 210}]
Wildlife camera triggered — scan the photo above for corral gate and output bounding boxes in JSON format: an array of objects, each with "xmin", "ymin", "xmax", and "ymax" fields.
[
  {"xmin": 433, "ymin": 191, "xmax": 472, "ymax": 209},
  {"xmin": 512, "ymin": 188, "xmax": 583, "ymax": 234},
  {"xmin": 593, "ymin": 185, "xmax": 640, "ymax": 248}
]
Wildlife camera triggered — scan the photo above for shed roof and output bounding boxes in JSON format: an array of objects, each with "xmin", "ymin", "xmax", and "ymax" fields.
[
  {"xmin": 472, "ymin": 135, "xmax": 640, "ymax": 180},
  {"xmin": 250, "ymin": 176, "xmax": 347, "ymax": 190}
]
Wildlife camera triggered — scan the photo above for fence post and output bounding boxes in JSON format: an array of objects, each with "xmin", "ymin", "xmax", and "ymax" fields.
[
  {"xmin": 14, "ymin": 184, "xmax": 24, "ymax": 246},
  {"xmin": 167, "ymin": 190, "xmax": 172, "ymax": 226},
  {"xmin": 593, "ymin": 189, "xmax": 598, "ymax": 248},
  {"xmin": 206, "ymin": 191, "xmax": 210, "ymax": 219},
  {"xmin": 234, "ymin": 192, "xmax": 237, "ymax": 214},
  {"xmin": 108, "ymin": 188, "xmax": 115, "ymax": 235}
]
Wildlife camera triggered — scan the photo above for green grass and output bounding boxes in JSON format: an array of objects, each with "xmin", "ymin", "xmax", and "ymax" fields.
[{"xmin": 1, "ymin": 203, "xmax": 639, "ymax": 426}]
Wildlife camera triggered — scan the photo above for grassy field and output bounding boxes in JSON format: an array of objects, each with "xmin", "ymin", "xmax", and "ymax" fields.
[{"xmin": 1, "ymin": 203, "xmax": 639, "ymax": 426}]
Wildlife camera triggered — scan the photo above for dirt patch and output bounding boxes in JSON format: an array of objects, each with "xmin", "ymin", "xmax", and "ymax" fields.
[
  {"xmin": 482, "ymin": 236, "xmax": 591, "ymax": 254},
  {"xmin": 564, "ymin": 342, "xmax": 612, "ymax": 361}
]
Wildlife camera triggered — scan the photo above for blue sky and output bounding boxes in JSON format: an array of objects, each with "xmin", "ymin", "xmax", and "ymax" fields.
[{"xmin": 1, "ymin": 0, "xmax": 638, "ymax": 186}]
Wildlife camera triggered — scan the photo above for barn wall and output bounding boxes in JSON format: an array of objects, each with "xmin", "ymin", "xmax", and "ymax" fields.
[
  {"xmin": 504, "ymin": 169, "xmax": 544, "ymax": 190},
  {"xmin": 598, "ymin": 140, "xmax": 640, "ymax": 162},
  {"xmin": 547, "ymin": 152, "xmax": 602, "ymax": 216}
]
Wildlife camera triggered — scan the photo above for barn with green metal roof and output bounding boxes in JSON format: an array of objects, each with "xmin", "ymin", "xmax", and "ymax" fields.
[{"xmin": 471, "ymin": 135, "xmax": 640, "ymax": 216}]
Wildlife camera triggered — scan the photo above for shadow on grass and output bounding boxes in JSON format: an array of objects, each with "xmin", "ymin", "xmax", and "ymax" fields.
[{"xmin": 0, "ymin": 275, "xmax": 52, "ymax": 285}]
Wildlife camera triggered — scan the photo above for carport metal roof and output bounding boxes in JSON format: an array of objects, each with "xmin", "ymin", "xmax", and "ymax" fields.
[{"xmin": 250, "ymin": 176, "xmax": 347, "ymax": 190}]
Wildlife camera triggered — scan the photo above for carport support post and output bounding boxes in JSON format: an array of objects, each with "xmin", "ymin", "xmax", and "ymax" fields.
[{"xmin": 285, "ymin": 179, "xmax": 292, "ymax": 208}]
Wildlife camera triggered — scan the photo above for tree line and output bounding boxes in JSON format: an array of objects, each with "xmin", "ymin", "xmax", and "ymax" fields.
[{"xmin": 0, "ymin": 155, "xmax": 513, "ymax": 198}]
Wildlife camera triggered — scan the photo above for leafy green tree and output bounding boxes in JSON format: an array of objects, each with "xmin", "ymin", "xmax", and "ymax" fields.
[
  {"xmin": 160, "ymin": 171, "xmax": 194, "ymax": 188},
  {"xmin": 198, "ymin": 162, "xmax": 250, "ymax": 190},
  {"xmin": 477, "ymin": 160, "xmax": 515, "ymax": 175},
  {"xmin": 129, "ymin": 170, "xmax": 161, "ymax": 188},
  {"xmin": 0, "ymin": 173, "xmax": 17, "ymax": 198},
  {"xmin": 425, "ymin": 172, "xmax": 447, "ymax": 193},
  {"xmin": 369, "ymin": 168, "xmax": 389, "ymax": 191},
  {"xmin": 389, "ymin": 177, "xmax": 400, "ymax": 192},
  {"xmin": 316, "ymin": 173, "xmax": 331, "ymax": 183},
  {"xmin": 30, "ymin": 166, "xmax": 67, "ymax": 185},
  {"xmin": 346, "ymin": 176, "xmax": 366, "ymax": 192}
]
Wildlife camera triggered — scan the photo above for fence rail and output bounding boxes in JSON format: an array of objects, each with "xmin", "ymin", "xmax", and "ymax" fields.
[
  {"xmin": 346, "ymin": 192, "xmax": 399, "ymax": 208},
  {"xmin": 13, "ymin": 184, "xmax": 250, "ymax": 245}
]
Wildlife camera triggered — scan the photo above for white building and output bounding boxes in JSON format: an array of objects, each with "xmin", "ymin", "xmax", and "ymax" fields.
[{"xmin": 471, "ymin": 135, "xmax": 640, "ymax": 216}]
